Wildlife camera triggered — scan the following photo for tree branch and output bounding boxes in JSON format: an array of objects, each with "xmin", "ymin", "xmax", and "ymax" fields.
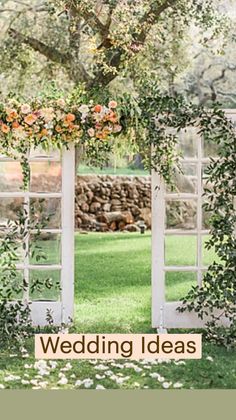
[
  {"xmin": 8, "ymin": 27, "xmax": 92, "ymax": 84},
  {"xmin": 137, "ymin": 0, "xmax": 177, "ymax": 43},
  {"xmin": 8, "ymin": 27, "xmax": 71, "ymax": 64},
  {"xmin": 92, "ymin": 0, "xmax": 177, "ymax": 87}
]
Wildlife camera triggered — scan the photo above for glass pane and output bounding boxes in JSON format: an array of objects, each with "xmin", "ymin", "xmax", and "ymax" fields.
[
  {"xmin": 203, "ymin": 137, "xmax": 219, "ymax": 158},
  {"xmin": 178, "ymin": 127, "xmax": 199, "ymax": 158},
  {"xmin": 0, "ymin": 198, "xmax": 24, "ymax": 225},
  {"xmin": 166, "ymin": 200, "xmax": 197, "ymax": 230},
  {"xmin": 29, "ymin": 269, "xmax": 61, "ymax": 301},
  {"xmin": 202, "ymin": 200, "xmax": 213, "ymax": 230},
  {"xmin": 30, "ymin": 198, "xmax": 61, "ymax": 229},
  {"xmin": 168, "ymin": 163, "xmax": 197, "ymax": 194},
  {"xmin": 165, "ymin": 235, "xmax": 197, "ymax": 266},
  {"xmin": 165, "ymin": 271, "xmax": 197, "ymax": 302},
  {"xmin": 30, "ymin": 147, "xmax": 60, "ymax": 160},
  {"xmin": 30, "ymin": 161, "xmax": 62, "ymax": 193},
  {"xmin": 202, "ymin": 235, "xmax": 221, "ymax": 266},
  {"xmin": 0, "ymin": 270, "xmax": 24, "ymax": 300},
  {"xmin": 0, "ymin": 162, "xmax": 23, "ymax": 192},
  {"xmin": 0, "ymin": 230, "xmax": 24, "ymax": 263},
  {"xmin": 29, "ymin": 233, "xmax": 61, "ymax": 265}
]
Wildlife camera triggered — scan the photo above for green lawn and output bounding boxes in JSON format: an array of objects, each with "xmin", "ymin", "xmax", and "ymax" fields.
[
  {"xmin": 78, "ymin": 164, "xmax": 149, "ymax": 176},
  {"xmin": 0, "ymin": 232, "xmax": 235, "ymax": 390}
]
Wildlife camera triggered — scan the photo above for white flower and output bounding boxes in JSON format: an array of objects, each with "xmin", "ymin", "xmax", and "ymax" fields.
[
  {"xmin": 0, "ymin": 384, "xmax": 5, "ymax": 389},
  {"xmin": 115, "ymin": 376, "xmax": 130, "ymax": 385},
  {"xmin": 21, "ymin": 104, "xmax": 31, "ymax": 114},
  {"xmin": 88, "ymin": 127, "xmax": 95, "ymax": 137},
  {"xmin": 78, "ymin": 105, "xmax": 89, "ymax": 114},
  {"xmin": 174, "ymin": 360, "xmax": 186, "ymax": 366},
  {"xmin": 57, "ymin": 98, "xmax": 66, "ymax": 108},
  {"xmin": 173, "ymin": 382, "xmax": 183, "ymax": 389},
  {"xmin": 38, "ymin": 381, "xmax": 48, "ymax": 389},
  {"xmin": 95, "ymin": 364, "xmax": 109, "ymax": 371},
  {"xmin": 83, "ymin": 378, "xmax": 93, "ymax": 389},
  {"xmin": 105, "ymin": 370, "xmax": 114, "ymax": 377},
  {"xmin": 206, "ymin": 356, "xmax": 214, "ymax": 362},
  {"xmin": 162, "ymin": 381, "xmax": 172, "ymax": 389},
  {"xmin": 21, "ymin": 380, "xmax": 30, "ymax": 385},
  {"xmin": 96, "ymin": 384, "xmax": 105, "ymax": 390},
  {"xmin": 24, "ymin": 364, "xmax": 32, "ymax": 369},
  {"xmin": 124, "ymin": 362, "xmax": 135, "ymax": 369},
  {"xmin": 57, "ymin": 377, "xmax": 68, "ymax": 386},
  {"xmin": 34, "ymin": 360, "xmax": 48, "ymax": 370},
  {"xmin": 49, "ymin": 361, "xmax": 57, "ymax": 369},
  {"xmin": 95, "ymin": 374, "xmax": 105, "ymax": 380},
  {"xmin": 111, "ymin": 363, "xmax": 124, "ymax": 369},
  {"xmin": 4, "ymin": 375, "xmax": 21, "ymax": 382},
  {"xmin": 133, "ymin": 366, "xmax": 142, "ymax": 373},
  {"xmin": 60, "ymin": 362, "xmax": 72, "ymax": 372},
  {"xmin": 30, "ymin": 379, "xmax": 39, "ymax": 386},
  {"xmin": 75, "ymin": 380, "xmax": 83, "ymax": 387}
]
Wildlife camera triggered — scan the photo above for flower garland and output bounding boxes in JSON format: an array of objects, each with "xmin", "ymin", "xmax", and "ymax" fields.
[{"xmin": 0, "ymin": 98, "xmax": 121, "ymax": 158}]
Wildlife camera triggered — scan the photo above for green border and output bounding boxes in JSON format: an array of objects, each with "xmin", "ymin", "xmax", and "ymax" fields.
[{"xmin": 0, "ymin": 390, "xmax": 235, "ymax": 419}]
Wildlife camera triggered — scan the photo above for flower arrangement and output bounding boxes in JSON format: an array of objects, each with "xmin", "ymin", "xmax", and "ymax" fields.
[{"xmin": 0, "ymin": 98, "xmax": 122, "ymax": 158}]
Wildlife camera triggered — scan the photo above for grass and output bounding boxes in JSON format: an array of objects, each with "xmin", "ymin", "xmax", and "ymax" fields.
[
  {"xmin": 78, "ymin": 164, "xmax": 149, "ymax": 176},
  {"xmin": 0, "ymin": 232, "xmax": 235, "ymax": 390}
]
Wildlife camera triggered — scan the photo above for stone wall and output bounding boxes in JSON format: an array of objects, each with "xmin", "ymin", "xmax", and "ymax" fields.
[{"xmin": 75, "ymin": 175, "xmax": 151, "ymax": 232}]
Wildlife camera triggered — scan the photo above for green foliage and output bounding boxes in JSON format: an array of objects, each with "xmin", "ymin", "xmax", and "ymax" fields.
[{"xmin": 179, "ymin": 107, "xmax": 236, "ymax": 348}]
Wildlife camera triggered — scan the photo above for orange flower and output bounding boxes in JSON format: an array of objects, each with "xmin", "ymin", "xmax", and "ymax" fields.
[
  {"xmin": 66, "ymin": 113, "xmax": 76, "ymax": 123},
  {"xmin": 6, "ymin": 108, "xmax": 18, "ymax": 122},
  {"xmin": 24, "ymin": 113, "xmax": 38, "ymax": 125},
  {"xmin": 107, "ymin": 111, "xmax": 118, "ymax": 123},
  {"xmin": 96, "ymin": 131, "xmax": 106, "ymax": 139},
  {"xmin": 93, "ymin": 104, "xmax": 102, "ymax": 113},
  {"xmin": 12, "ymin": 121, "xmax": 20, "ymax": 129},
  {"xmin": 55, "ymin": 125, "xmax": 62, "ymax": 133},
  {"xmin": 1, "ymin": 124, "xmax": 10, "ymax": 134},
  {"xmin": 41, "ymin": 128, "xmax": 49, "ymax": 137}
]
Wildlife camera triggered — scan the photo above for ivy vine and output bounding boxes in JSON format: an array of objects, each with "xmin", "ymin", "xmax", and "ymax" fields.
[{"xmin": 134, "ymin": 80, "xmax": 235, "ymax": 348}]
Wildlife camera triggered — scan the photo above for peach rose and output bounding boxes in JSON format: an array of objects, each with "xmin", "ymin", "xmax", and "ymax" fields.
[
  {"xmin": 12, "ymin": 121, "xmax": 20, "ymax": 129},
  {"xmin": 1, "ymin": 124, "xmax": 10, "ymax": 134},
  {"xmin": 6, "ymin": 108, "xmax": 18, "ymax": 122},
  {"xmin": 66, "ymin": 113, "xmax": 76, "ymax": 123},
  {"xmin": 24, "ymin": 114, "xmax": 38, "ymax": 125},
  {"xmin": 108, "ymin": 100, "xmax": 117, "ymax": 109}
]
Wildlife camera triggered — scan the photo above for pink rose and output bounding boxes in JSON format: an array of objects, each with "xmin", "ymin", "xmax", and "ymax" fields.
[{"xmin": 108, "ymin": 100, "xmax": 117, "ymax": 109}]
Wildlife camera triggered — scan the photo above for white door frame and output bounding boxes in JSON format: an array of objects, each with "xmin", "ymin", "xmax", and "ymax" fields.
[
  {"xmin": 152, "ymin": 111, "xmax": 235, "ymax": 330},
  {"xmin": 0, "ymin": 146, "xmax": 75, "ymax": 326}
]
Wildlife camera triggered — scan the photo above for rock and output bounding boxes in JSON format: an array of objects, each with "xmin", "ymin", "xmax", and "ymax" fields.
[
  {"xmin": 139, "ymin": 207, "xmax": 151, "ymax": 228},
  {"xmin": 124, "ymin": 224, "xmax": 140, "ymax": 232},
  {"xmin": 103, "ymin": 203, "xmax": 111, "ymax": 212},
  {"xmin": 90, "ymin": 202, "xmax": 101, "ymax": 213},
  {"xmin": 81, "ymin": 202, "xmax": 89, "ymax": 212}
]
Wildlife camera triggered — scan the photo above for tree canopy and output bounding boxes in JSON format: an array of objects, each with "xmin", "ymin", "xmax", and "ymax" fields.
[{"xmin": 0, "ymin": 0, "xmax": 232, "ymax": 101}]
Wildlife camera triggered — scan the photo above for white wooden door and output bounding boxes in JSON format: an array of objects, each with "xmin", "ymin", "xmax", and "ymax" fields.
[
  {"xmin": 152, "ymin": 111, "xmax": 236, "ymax": 329},
  {"xmin": 0, "ymin": 146, "xmax": 75, "ymax": 326}
]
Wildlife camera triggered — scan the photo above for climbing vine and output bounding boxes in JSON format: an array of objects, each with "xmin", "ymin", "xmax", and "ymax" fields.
[
  {"xmin": 0, "ymin": 95, "xmax": 121, "ymax": 350},
  {"xmin": 0, "ymin": 86, "xmax": 235, "ymax": 349},
  {"xmin": 135, "ymin": 80, "xmax": 235, "ymax": 348}
]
